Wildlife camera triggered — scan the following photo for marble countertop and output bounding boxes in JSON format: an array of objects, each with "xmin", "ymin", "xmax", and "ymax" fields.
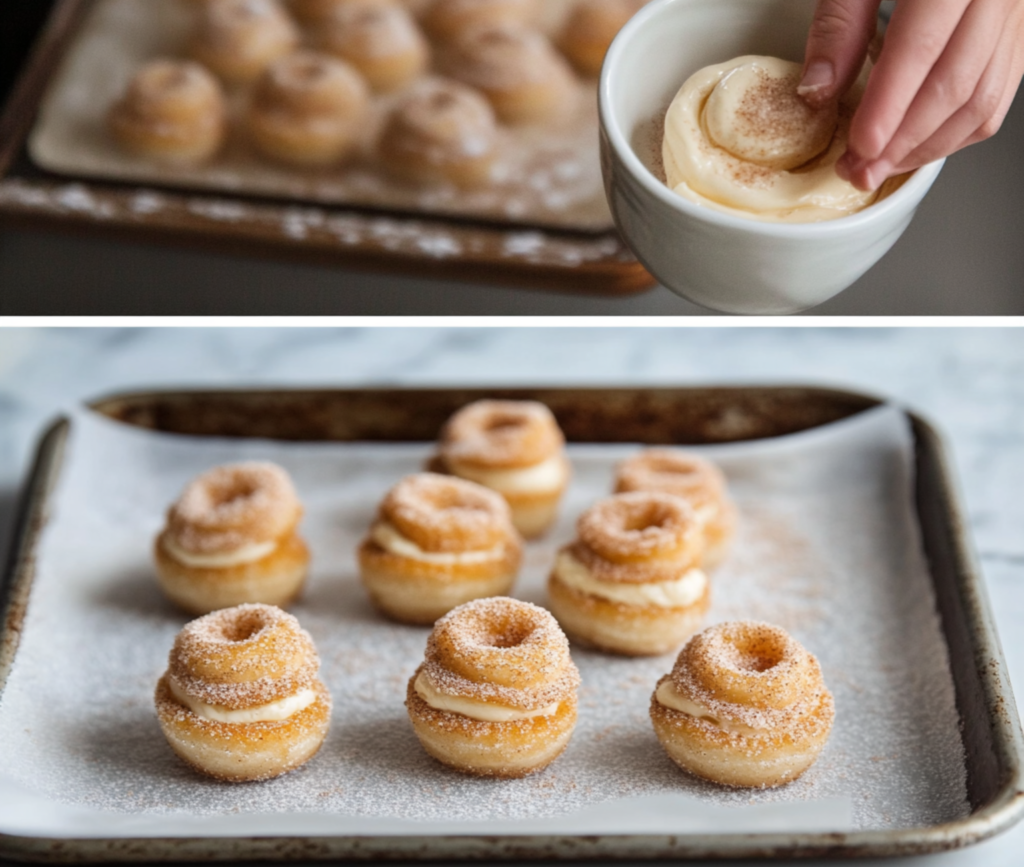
[{"xmin": 0, "ymin": 325, "xmax": 1022, "ymax": 866}]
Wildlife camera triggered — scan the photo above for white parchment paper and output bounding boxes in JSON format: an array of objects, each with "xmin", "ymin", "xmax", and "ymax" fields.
[{"xmin": 0, "ymin": 406, "xmax": 968, "ymax": 838}]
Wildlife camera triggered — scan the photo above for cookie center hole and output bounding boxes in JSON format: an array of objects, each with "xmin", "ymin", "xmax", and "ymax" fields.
[
  {"xmin": 485, "ymin": 415, "xmax": 526, "ymax": 434},
  {"xmin": 728, "ymin": 637, "xmax": 785, "ymax": 672},
  {"xmin": 220, "ymin": 613, "xmax": 268, "ymax": 643}
]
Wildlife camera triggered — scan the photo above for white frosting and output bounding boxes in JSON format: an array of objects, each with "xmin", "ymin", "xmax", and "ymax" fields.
[
  {"xmin": 553, "ymin": 549, "xmax": 707, "ymax": 608},
  {"xmin": 168, "ymin": 677, "xmax": 317, "ymax": 723},
  {"xmin": 370, "ymin": 521, "xmax": 505, "ymax": 564},
  {"xmin": 162, "ymin": 536, "xmax": 277, "ymax": 568},
  {"xmin": 655, "ymin": 679, "xmax": 758, "ymax": 735},
  {"xmin": 448, "ymin": 452, "xmax": 567, "ymax": 494},
  {"xmin": 414, "ymin": 671, "xmax": 559, "ymax": 722},
  {"xmin": 663, "ymin": 55, "xmax": 877, "ymax": 222}
]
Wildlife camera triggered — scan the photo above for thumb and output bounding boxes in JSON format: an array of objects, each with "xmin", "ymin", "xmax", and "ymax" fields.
[{"xmin": 799, "ymin": 0, "xmax": 881, "ymax": 107}]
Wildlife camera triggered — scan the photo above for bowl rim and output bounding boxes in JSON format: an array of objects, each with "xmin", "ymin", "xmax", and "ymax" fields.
[{"xmin": 599, "ymin": 0, "xmax": 945, "ymax": 239}]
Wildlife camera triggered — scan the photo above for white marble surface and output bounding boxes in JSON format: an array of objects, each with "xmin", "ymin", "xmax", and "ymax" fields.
[{"xmin": 0, "ymin": 326, "xmax": 1022, "ymax": 866}]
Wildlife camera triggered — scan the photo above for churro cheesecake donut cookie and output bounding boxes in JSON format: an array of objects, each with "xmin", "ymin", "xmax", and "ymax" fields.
[
  {"xmin": 378, "ymin": 78, "xmax": 499, "ymax": 188},
  {"xmin": 191, "ymin": 0, "xmax": 301, "ymax": 85},
  {"xmin": 650, "ymin": 621, "xmax": 834, "ymax": 788},
  {"xmin": 441, "ymin": 24, "xmax": 576, "ymax": 125},
  {"xmin": 247, "ymin": 50, "xmax": 370, "ymax": 166},
  {"xmin": 422, "ymin": 0, "xmax": 540, "ymax": 41},
  {"xmin": 319, "ymin": 0, "xmax": 430, "ymax": 92},
  {"xmin": 155, "ymin": 604, "xmax": 331, "ymax": 781},
  {"xmin": 614, "ymin": 449, "xmax": 736, "ymax": 570},
  {"xmin": 109, "ymin": 59, "xmax": 227, "ymax": 163},
  {"xmin": 154, "ymin": 462, "xmax": 309, "ymax": 615},
  {"xmin": 430, "ymin": 399, "xmax": 570, "ymax": 538},
  {"xmin": 663, "ymin": 55, "xmax": 879, "ymax": 222},
  {"xmin": 407, "ymin": 597, "xmax": 580, "ymax": 777},
  {"xmin": 556, "ymin": 0, "xmax": 643, "ymax": 77},
  {"xmin": 358, "ymin": 473, "xmax": 523, "ymax": 624},
  {"xmin": 548, "ymin": 491, "xmax": 708, "ymax": 656}
]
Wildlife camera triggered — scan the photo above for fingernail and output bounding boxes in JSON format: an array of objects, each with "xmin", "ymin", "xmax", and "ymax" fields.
[
  {"xmin": 864, "ymin": 159, "xmax": 893, "ymax": 191},
  {"xmin": 797, "ymin": 61, "xmax": 834, "ymax": 104}
]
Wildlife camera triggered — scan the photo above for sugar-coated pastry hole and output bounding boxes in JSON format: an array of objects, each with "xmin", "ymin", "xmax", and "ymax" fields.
[{"xmin": 218, "ymin": 607, "xmax": 273, "ymax": 643}]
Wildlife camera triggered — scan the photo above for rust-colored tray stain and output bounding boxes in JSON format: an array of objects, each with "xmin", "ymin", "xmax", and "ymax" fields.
[
  {"xmin": 1, "ymin": 386, "xmax": 1022, "ymax": 863},
  {"xmin": 0, "ymin": 0, "xmax": 655, "ymax": 297}
]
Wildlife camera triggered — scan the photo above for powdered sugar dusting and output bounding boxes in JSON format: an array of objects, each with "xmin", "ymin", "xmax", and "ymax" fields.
[{"xmin": 0, "ymin": 407, "xmax": 968, "ymax": 832}]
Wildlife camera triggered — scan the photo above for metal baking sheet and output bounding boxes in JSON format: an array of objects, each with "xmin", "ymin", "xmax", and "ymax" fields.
[{"xmin": 0, "ymin": 386, "xmax": 1021, "ymax": 862}]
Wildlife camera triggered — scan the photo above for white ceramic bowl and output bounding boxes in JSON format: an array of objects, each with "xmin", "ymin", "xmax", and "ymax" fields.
[{"xmin": 599, "ymin": 0, "xmax": 944, "ymax": 314}]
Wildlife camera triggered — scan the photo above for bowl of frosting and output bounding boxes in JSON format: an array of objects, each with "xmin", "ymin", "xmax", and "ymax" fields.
[{"xmin": 599, "ymin": 0, "xmax": 945, "ymax": 314}]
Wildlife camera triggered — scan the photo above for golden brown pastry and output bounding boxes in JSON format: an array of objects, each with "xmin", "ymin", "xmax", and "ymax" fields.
[
  {"xmin": 357, "ymin": 473, "xmax": 523, "ymax": 624},
  {"xmin": 319, "ymin": 0, "xmax": 430, "ymax": 92},
  {"xmin": 407, "ymin": 597, "xmax": 580, "ymax": 777},
  {"xmin": 155, "ymin": 604, "xmax": 332, "ymax": 781},
  {"xmin": 430, "ymin": 399, "xmax": 569, "ymax": 537},
  {"xmin": 422, "ymin": 0, "xmax": 540, "ymax": 41},
  {"xmin": 378, "ymin": 79, "xmax": 499, "ymax": 187},
  {"xmin": 614, "ymin": 448, "xmax": 736, "ymax": 570},
  {"xmin": 108, "ymin": 59, "xmax": 227, "ymax": 163},
  {"xmin": 441, "ymin": 23, "xmax": 576, "ymax": 125},
  {"xmin": 556, "ymin": 0, "xmax": 643, "ymax": 77},
  {"xmin": 547, "ymin": 491, "xmax": 708, "ymax": 656},
  {"xmin": 191, "ymin": 0, "xmax": 301, "ymax": 84},
  {"xmin": 289, "ymin": 0, "xmax": 390, "ymax": 25},
  {"xmin": 247, "ymin": 50, "xmax": 370, "ymax": 166},
  {"xmin": 650, "ymin": 621, "xmax": 835, "ymax": 788},
  {"xmin": 154, "ymin": 462, "xmax": 309, "ymax": 615}
]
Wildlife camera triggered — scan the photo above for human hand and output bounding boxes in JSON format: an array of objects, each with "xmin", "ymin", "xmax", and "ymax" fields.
[{"xmin": 798, "ymin": 0, "xmax": 1024, "ymax": 190}]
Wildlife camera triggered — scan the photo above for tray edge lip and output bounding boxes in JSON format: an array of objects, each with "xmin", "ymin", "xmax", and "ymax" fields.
[{"xmin": 0, "ymin": 386, "xmax": 1021, "ymax": 861}]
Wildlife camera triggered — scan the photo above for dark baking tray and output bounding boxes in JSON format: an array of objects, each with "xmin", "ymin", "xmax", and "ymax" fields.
[
  {"xmin": 0, "ymin": 0, "xmax": 655, "ymax": 297},
  {"xmin": 1, "ymin": 386, "xmax": 1022, "ymax": 862}
]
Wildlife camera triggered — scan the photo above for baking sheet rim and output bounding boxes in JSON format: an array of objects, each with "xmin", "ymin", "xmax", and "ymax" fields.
[{"xmin": 0, "ymin": 389, "xmax": 1021, "ymax": 861}]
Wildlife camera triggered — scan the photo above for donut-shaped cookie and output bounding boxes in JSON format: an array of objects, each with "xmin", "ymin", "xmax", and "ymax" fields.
[
  {"xmin": 358, "ymin": 473, "xmax": 523, "ymax": 624},
  {"xmin": 289, "ymin": 0, "xmax": 392, "ymax": 25},
  {"xmin": 431, "ymin": 399, "xmax": 570, "ymax": 538},
  {"xmin": 191, "ymin": 0, "xmax": 300, "ymax": 84},
  {"xmin": 378, "ymin": 78, "xmax": 499, "ymax": 188},
  {"xmin": 547, "ymin": 491, "xmax": 708, "ymax": 656},
  {"xmin": 441, "ymin": 24, "xmax": 577, "ymax": 125},
  {"xmin": 407, "ymin": 597, "xmax": 579, "ymax": 777},
  {"xmin": 650, "ymin": 621, "xmax": 834, "ymax": 788},
  {"xmin": 108, "ymin": 59, "xmax": 227, "ymax": 163},
  {"xmin": 155, "ymin": 462, "xmax": 310, "ymax": 614},
  {"xmin": 155, "ymin": 604, "xmax": 331, "ymax": 781},
  {"xmin": 320, "ymin": 1, "xmax": 429, "ymax": 92},
  {"xmin": 422, "ymin": 0, "xmax": 540, "ymax": 41},
  {"xmin": 614, "ymin": 449, "xmax": 736, "ymax": 569},
  {"xmin": 247, "ymin": 50, "xmax": 370, "ymax": 166},
  {"xmin": 556, "ymin": 0, "xmax": 642, "ymax": 77}
]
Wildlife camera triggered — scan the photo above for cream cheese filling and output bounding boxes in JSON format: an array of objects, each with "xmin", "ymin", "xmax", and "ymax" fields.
[
  {"xmin": 655, "ymin": 679, "xmax": 759, "ymax": 735},
  {"xmin": 371, "ymin": 521, "xmax": 505, "ymax": 564},
  {"xmin": 448, "ymin": 452, "xmax": 567, "ymax": 494},
  {"xmin": 553, "ymin": 549, "xmax": 707, "ymax": 608},
  {"xmin": 168, "ymin": 677, "xmax": 317, "ymax": 723},
  {"xmin": 663, "ymin": 55, "xmax": 877, "ymax": 222},
  {"xmin": 163, "ymin": 535, "xmax": 278, "ymax": 568},
  {"xmin": 414, "ymin": 671, "xmax": 559, "ymax": 722}
]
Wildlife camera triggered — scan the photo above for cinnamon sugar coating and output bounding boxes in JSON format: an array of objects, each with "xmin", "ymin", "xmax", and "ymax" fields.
[
  {"xmin": 378, "ymin": 78, "xmax": 499, "ymax": 188},
  {"xmin": 423, "ymin": 0, "xmax": 541, "ymax": 41},
  {"xmin": 319, "ymin": 1, "xmax": 430, "ymax": 92},
  {"xmin": 424, "ymin": 597, "xmax": 578, "ymax": 708},
  {"xmin": 651, "ymin": 621, "xmax": 835, "ymax": 788},
  {"xmin": 165, "ymin": 461, "xmax": 302, "ymax": 555},
  {"xmin": 438, "ymin": 399, "xmax": 564, "ymax": 469},
  {"xmin": 168, "ymin": 604, "xmax": 320, "ymax": 709},
  {"xmin": 407, "ymin": 597, "xmax": 580, "ymax": 777},
  {"xmin": 108, "ymin": 59, "xmax": 227, "ymax": 164},
  {"xmin": 440, "ymin": 23, "xmax": 576, "ymax": 125},
  {"xmin": 380, "ymin": 472, "xmax": 516, "ymax": 553},
  {"xmin": 191, "ymin": 0, "xmax": 301, "ymax": 84},
  {"xmin": 576, "ymin": 491, "xmax": 703, "ymax": 568},
  {"xmin": 614, "ymin": 449, "xmax": 736, "ymax": 569}
]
